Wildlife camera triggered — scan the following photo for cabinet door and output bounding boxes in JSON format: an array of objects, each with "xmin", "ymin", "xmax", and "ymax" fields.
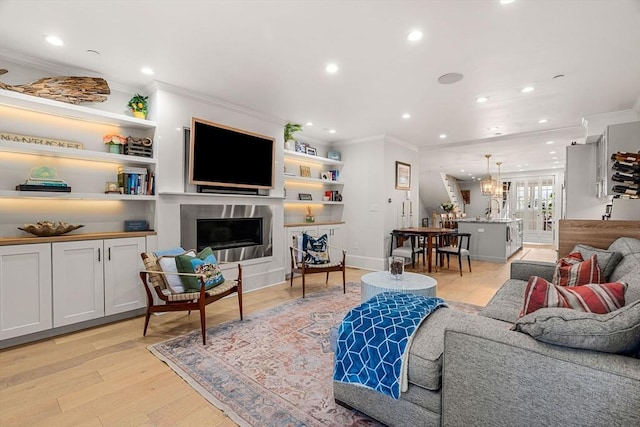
[
  {"xmin": 317, "ymin": 224, "xmax": 344, "ymax": 249},
  {"xmin": 0, "ymin": 244, "xmax": 52, "ymax": 340},
  {"xmin": 104, "ymin": 237, "xmax": 146, "ymax": 316},
  {"xmin": 52, "ymin": 240, "xmax": 104, "ymax": 327}
]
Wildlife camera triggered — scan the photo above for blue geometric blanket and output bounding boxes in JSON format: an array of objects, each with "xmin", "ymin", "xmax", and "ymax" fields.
[{"xmin": 333, "ymin": 291, "xmax": 447, "ymax": 399}]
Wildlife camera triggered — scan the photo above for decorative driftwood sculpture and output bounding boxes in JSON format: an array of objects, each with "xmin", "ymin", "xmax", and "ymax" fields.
[
  {"xmin": 18, "ymin": 221, "xmax": 84, "ymax": 237},
  {"xmin": 0, "ymin": 69, "xmax": 110, "ymax": 104}
]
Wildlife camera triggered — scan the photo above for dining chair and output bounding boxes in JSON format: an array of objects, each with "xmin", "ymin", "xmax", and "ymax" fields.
[
  {"xmin": 390, "ymin": 232, "xmax": 424, "ymax": 268},
  {"xmin": 435, "ymin": 232, "xmax": 472, "ymax": 276}
]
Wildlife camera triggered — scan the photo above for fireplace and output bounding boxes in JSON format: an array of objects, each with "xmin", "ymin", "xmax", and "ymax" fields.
[{"xmin": 181, "ymin": 204, "xmax": 273, "ymax": 262}]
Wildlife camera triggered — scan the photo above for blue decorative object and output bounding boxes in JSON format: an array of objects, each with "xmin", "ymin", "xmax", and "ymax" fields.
[
  {"xmin": 333, "ymin": 292, "xmax": 447, "ymax": 399},
  {"xmin": 328, "ymin": 151, "xmax": 341, "ymax": 161}
]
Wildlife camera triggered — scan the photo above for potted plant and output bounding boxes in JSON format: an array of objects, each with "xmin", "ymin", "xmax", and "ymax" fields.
[
  {"xmin": 284, "ymin": 123, "xmax": 303, "ymax": 150},
  {"xmin": 440, "ymin": 202, "xmax": 455, "ymax": 213},
  {"xmin": 103, "ymin": 133, "xmax": 127, "ymax": 154},
  {"xmin": 128, "ymin": 93, "xmax": 148, "ymax": 119}
]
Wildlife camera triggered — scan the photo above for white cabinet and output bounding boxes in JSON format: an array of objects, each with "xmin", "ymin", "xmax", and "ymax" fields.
[
  {"xmin": 52, "ymin": 240, "xmax": 105, "ymax": 327},
  {"xmin": 0, "ymin": 89, "xmax": 157, "ymax": 238},
  {"xmin": 318, "ymin": 224, "xmax": 344, "ymax": 250},
  {"xmin": 104, "ymin": 237, "xmax": 146, "ymax": 315},
  {"xmin": 0, "ymin": 244, "xmax": 52, "ymax": 340},
  {"xmin": 51, "ymin": 236, "xmax": 146, "ymax": 327}
]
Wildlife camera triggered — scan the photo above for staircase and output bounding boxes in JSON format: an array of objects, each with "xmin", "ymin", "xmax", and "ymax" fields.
[{"xmin": 440, "ymin": 173, "xmax": 464, "ymax": 212}]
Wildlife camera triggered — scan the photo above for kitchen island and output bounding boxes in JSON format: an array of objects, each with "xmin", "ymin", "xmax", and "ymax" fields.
[{"xmin": 457, "ymin": 218, "xmax": 523, "ymax": 263}]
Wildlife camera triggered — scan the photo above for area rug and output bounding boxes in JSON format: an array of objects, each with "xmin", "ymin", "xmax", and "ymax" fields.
[{"xmin": 148, "ymin": 282, "xmax": 481, "ymax": 427}]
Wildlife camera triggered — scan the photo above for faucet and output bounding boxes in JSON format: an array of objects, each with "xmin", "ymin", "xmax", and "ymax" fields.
[{"xmin": 488, "ymin": 198, "xmax": 501, "ymax": 219}]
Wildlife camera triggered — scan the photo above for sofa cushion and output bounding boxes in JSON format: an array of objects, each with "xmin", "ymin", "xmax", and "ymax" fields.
[
  {"xmin": 478, "ymin": 279, "xmax": 528, "ymax": 324},
  {"xmin": 521, "ymin": 276, "xmax": 626, "ymax": 316},
  {"xmin": 514, "ymin": 300, "xmax": 640, "ymax": 355},
  {"xmin": 608, "ymin": 237, "xmax": 640, "ymax": 282},
  {"xmin": 620, "ymin": 267, "xmax": 640, "ymax": 304},
  {"xmin": 572, "ymin": 244, "xmax": 623, "ymax": 282},
  {"xmin": 552, "ymin": 252, "xmax": 602, "ymax": 287}
]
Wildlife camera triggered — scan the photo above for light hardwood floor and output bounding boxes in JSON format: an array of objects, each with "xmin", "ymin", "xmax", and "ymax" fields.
[{"xmin": 0, "ymin": 245, "xmax": 556, "ymax": 427}]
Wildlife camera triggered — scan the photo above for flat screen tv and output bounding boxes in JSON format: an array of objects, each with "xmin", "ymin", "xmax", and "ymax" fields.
[{"xmin": 189, "ymin": 117, "xmax": 275, "ymax": 190}]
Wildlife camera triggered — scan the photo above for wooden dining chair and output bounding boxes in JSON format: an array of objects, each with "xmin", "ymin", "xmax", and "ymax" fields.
[{"xmin": 435, "ymin": 232, "xmax": 472, "ymax": 276}]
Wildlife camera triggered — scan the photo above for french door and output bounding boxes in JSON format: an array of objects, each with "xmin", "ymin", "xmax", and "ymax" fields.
[{"xmin": 510, "ymin": 176, "xmax": 555, "ymax": 244}]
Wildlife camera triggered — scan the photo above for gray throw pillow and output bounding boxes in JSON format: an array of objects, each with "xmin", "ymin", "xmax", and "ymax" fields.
[
  {"xmin": 620, "ymin": 267, "xmax": 640, "ymax": 305},
  {"xmin": 608, "ymin": 238, "xmax": 640, "ymax": 282},
  {"xmin": 572, "ymin": 244, "xmax": 623, "ymax": 282},
  {"xmin": 514, "ymin": 300, "xmax": 640, "ymax": 356}
]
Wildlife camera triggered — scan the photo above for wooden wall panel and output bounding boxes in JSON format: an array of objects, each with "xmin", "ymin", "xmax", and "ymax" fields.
[{"xmin": 558, "ymin": 220, "xmax": 640, "ymax": 258}]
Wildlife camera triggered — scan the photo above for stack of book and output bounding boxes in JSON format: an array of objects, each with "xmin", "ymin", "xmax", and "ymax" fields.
[
  {"xmin": 16, "ymin": 177, "xmax": 71, "ymax": 192},
  {"xmin": 118, "ymin": 166, "xmax": 155, "ymax": 195}
]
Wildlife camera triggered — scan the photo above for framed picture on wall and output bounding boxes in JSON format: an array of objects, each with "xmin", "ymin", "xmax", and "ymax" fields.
[{"xmin": 395, "ymin": 161, "xmax": 411, "ymax": 190}]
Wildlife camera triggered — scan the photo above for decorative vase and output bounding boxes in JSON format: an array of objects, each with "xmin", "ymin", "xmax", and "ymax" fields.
[
  {"xmin": 132, "ymin": 110, "xmax": 146, "ymax": 119},
  {"xmin": 284, "ymin": 140, "xmax": 293, "ymax": 150},
  {"xmin": 108, "ymin": 144, "xmax": 121, "ymax": 154},
  {"xmin": 389, "ymin": 256, "xmax": 404, "ymax": 279}
]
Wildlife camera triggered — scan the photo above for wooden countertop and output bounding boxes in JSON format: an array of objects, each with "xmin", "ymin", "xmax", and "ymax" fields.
[
  {"xmin": 0, "ymin": 231, "xmax": 157, "ymax": 246},
  {"xmin": 284, "ymin": 221, "xmax": 345, "ymax": 227}
]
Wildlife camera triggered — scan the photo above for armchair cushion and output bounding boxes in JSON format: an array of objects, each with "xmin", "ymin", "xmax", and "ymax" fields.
[
  {"xmin": 302, "ymin": 233, "xmax": 330, "ymax": 265},
  {"xmin": 175, "ymin": 247, "xmax": 225, "ymax": 292},
  {"xmin": 514, "ymin": 300, "xmax": 640, "ymax": 355}
]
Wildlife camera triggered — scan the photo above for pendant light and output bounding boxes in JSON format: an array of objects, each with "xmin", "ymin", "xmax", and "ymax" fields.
[
  {"xmin": 480, "ymin": 154, "xmax": 496, "ymax": 196},
  {"xmin": 494, "ymin": 161, "xmax": 503, "ymax": 198}
]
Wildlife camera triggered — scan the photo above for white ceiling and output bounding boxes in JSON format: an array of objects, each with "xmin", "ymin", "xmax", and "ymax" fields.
[{"xmin": 1, "ymin": 0, "xmax": 639, "ymax": 180}]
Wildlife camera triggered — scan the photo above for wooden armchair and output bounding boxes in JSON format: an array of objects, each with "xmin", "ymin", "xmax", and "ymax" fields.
[
  {"xmin": 289, "ymin": 235, "xmax": 346, "ymax": 298},
  {"xmin": 139, "ymin": 251, "xmax": 243, "ymax": 345}
]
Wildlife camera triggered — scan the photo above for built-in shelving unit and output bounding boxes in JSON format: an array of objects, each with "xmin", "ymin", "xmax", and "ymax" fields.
[{"xmin": 0, "ymin": 89, "xmax": 158, "ymax": 238}]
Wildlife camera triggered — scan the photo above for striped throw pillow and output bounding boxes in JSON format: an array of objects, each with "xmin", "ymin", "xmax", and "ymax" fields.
[
  {"xmin": 521, "ymin": 276, "xmax": 627, "ymax": 317},
  {"xmin": 552, "ymin": 252, "xmax": 602, "ymax": 287}
]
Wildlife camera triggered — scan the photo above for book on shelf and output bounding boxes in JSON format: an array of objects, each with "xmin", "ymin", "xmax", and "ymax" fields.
[
  {"xmin": 116, "ymin": 168, "xmax": 154, "ymax": 195},
  {"xmin": 117, "ymin": 166, "xmax": 148, "ymax": 175}
]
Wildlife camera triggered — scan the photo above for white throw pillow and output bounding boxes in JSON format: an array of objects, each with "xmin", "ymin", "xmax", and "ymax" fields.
[{"xmin": 158, "ymin": 250, "xmax": 196, "ymax": 293}]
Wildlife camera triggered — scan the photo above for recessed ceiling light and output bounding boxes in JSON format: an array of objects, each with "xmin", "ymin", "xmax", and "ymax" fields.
[
  {"xmin": 326, "ymin": 63, "xmax": 338, "ymax": 74},
  {"xmin": 437, "ymin": 72, "xmax": 464, "ymax": 84},
  {"xmin": 476, "ymin": 96, "xmax": 489, "ymax": 103},
  {"xmin": 546, "ymin": 140, "xmax": 554, "ymax": 144},
  {"xmin": 500, "ymin": 0, "xmax": 515, "ymax": 4},
  {"xmin": 141, "ymin": 67, "xmax": 154, "ymax": 75},
  {"xmin": 460, "ymin": 169, "xmax": 465, "ymax": 172},
  {"xmin": 552, "ymin": 156, "xmax": 558, "ymax": 160},
  {"xmin": 406, "ymin": 30, "xmax": 423, "ymax": 42},
  {"xmin": 45, "ymin": 35, "xmax": 64, "ymax": 46},
  {"xmin": 439, "ymin": 134, "xmax": 447, "ymax": 139},
  {"xmin": 305, "ymin": 122, "xmax": 313, "ymax": 126},
  {"xmin": 538, "ymin": 118, "xmax": 548, "ymax": 124},
  {"xmin": 517, "ymin": 164, "xmax": 522, "ymax": 167},
  {"xmin": 554, "ymin": 161, "xmax": 560, "ymax": 164},
  {"xmin": 549, "ymin": 151, "xmax": 556, "ymax": 154},
  {"xmin": 521, "ymin": 86, "xmax": 535, "ymax": 93},
  {"xmin": 328, "ymin": 129, "xmax": 336, "ymax": 134},
  {"xmin": 489, "ymin": 126, "xmax": 500, "ymax": 132},
  {"xmin": 402, "ymin": 113, "xmax": 411, "ymax": 119},
  {"xmin": 176, "ymin": 127, "xmax": 181, "ymax": 131}
]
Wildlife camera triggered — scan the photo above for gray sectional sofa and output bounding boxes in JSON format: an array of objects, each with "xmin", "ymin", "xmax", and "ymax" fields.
[{"xmin": 334, "ymin": 237, "xmax": 640, "ymax": 426}]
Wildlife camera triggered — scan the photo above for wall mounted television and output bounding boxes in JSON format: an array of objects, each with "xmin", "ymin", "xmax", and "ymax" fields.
[{"xmin": 188, "ymin": 117, "xmax": 275, "ymax": 191}]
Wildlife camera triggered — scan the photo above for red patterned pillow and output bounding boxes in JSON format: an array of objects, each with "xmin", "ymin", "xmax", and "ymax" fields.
[
  {"xmin": 521, "ymin": 276, "xmax": 626, "ymax": 317},
  {"xmin": 552, "ymin": 252, "xmax": 602, "ymax": 287}
]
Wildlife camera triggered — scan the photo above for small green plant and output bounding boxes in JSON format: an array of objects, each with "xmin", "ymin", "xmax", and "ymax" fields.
[
  {"xmin": 284, "ymin": 123, "xmax": 303, "ymax": 141},
  {"xmin": 128, "ymin": 93, "xmax": 148, "ymax": 113},
  {"xmin": 440, "ymin": 202, "xmax": 455, "ymax": 212}
]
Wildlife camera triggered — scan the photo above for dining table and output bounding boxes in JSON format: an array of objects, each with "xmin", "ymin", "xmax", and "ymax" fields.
[{"xmin": 392, "ymin": 227, "xmax": 455, "ymax": 273}]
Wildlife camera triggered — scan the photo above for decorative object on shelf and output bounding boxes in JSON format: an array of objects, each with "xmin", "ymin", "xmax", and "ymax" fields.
[
  {"xmin": 440, "ymin": 202, "xmax": 455, "ymax": 213},
  {"xmin": 284, "ymin": 123, "xmax": 303, "ymax": 150},
  {"xmin": 306, "ymin": 146, "xmax": 317, "ymax": 156},
  {"xmin": 480, "ymin": 154, "xmax": 497, "ymax": 196},
  {"xmin": 305, "ymin": 205, "xmax": 315, "ymax": 223},
  {"xmin": 16, "ymin": 166, "xmax": 70, "ymax": 192},
  {"xmin": 18, "ymin": 221, "xmax": 84, "ymax": 237},
  {"xmin": 395, "ymin": 161, "xmax": 411, "ymax": 190},
  {"xmin": 124, "ymin": 219, "xmax": 149, "ymax": 232},
  {"xmin": 299, "ymin": 193, "xmax": 312, "ymax": 201},
  {"xmin": 299, "ymin": 165, "xmax": 311, "ymax": 177},
  {"xmin": 127, "ymin": 93, "xmax": 148, "ymax": 119},
  {"xmin": 0, "ymin": 68, "xmax": 110, "ymax": 104},
  {"xmin": 295, "ymin": 140, "xmax": 307, "ymax": 153},
  {"xmin": 389, "ymin": 256, "xmax": 404, "ymax": 279},
  {"xmin": 105, "ymin": 181, "xmax": 119, "ymax": 193},
  {"xmin": 103, "ymin": 133, "xmax": 126, "ymax": 154},
  {"xmin": 320, "ymin": 171, "xmax": 331, "ymax": 180},
  {"xmin": 124, "ymin": 136, "xmax": 153, "ymax": 157},
  {"xmin": 328, "ymin": 151, "xmax": 341, "ymax": 161},
  {"xmin": 0, "ymin": 132, "xmax": 83, "ymax": 149}
]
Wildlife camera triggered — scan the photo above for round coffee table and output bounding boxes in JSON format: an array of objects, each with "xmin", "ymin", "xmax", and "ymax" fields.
[{"xmin": 360, "ymin": 271, "xmax": 437, "ymax": 302}]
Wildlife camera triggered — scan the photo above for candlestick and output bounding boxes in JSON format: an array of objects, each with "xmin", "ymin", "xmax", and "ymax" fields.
[
  {"xmin": 402, "ymin": 202, "xmax": 405, "ymax": 215},
  {"xmin": 410, "ymin": 201, "xmax": 412, "ymax": 215}
]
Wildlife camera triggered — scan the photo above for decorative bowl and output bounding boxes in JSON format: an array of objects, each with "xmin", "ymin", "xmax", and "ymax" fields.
[{"xmin": 18, "ymin": 221, "xmax": 84, "ymax": 237}]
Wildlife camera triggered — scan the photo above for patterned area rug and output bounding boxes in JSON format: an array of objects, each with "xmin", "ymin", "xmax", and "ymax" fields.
[{"xmin": 148, "ymin": 283, "xmax": 481, "ymax": 427}]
